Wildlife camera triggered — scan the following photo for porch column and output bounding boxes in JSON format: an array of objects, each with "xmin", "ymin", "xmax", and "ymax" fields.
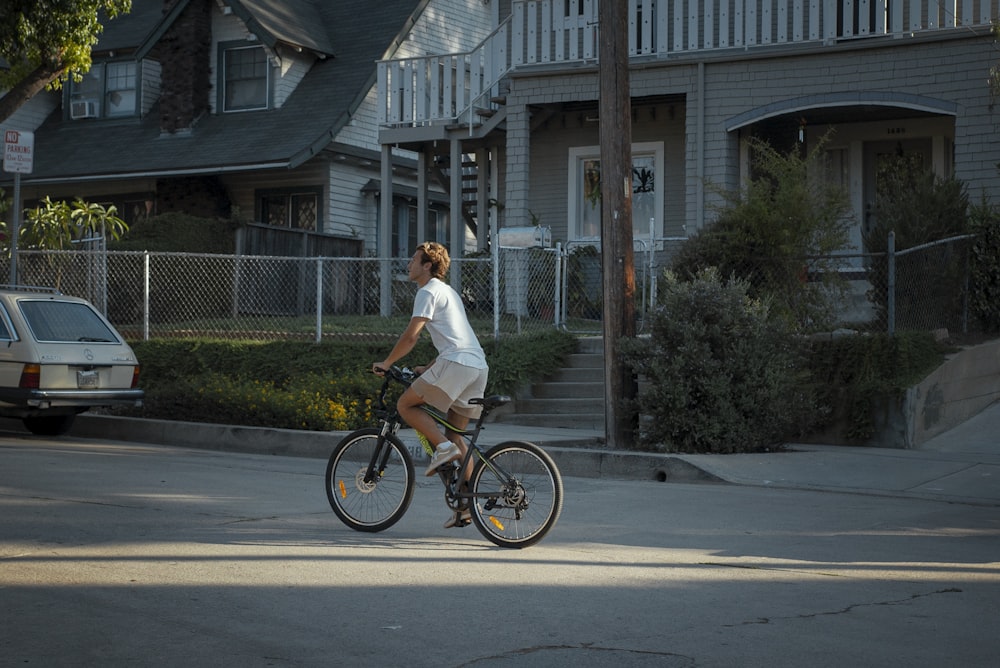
[
  {"xmin": 504, "ymin": 103, "xmax": 530, "ymax": 228},
  {"xmin": 450, "ymin": 137, "xmax": 463, "ymax": 287},
  {"xmin": 417, "ymin": 150, "xmax": 428, "ymax": 244},
  {"xmin": 696, "ymin": 62, "xmax": 705, "ymax": 232},
  {"xmin": 379, "ymin": 144, "xmax": 393, "ymax": 317},
  {"xmin": 476, "ymin": 147, "xmax": 489, "ymax": 251}
]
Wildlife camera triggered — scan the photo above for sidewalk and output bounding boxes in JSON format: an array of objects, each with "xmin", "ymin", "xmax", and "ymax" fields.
[
  {"xmin": 504, "ymin": 408, "xmax": 1000, "ymax": 506},
  {"xmin": 72, "ymin": 402, "xmax": 1000, "ymax": 507}
]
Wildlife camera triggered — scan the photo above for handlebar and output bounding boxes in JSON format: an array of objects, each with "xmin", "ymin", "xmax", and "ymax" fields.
[{"xmin": 374, "ymin": 365, "xmax": 417, "ymax": 384}]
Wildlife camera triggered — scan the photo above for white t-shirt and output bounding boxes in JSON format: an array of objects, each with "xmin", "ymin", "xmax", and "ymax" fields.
[{"xmin": 412, "ymin": 277, "xmax": 488, "ymax": 369}]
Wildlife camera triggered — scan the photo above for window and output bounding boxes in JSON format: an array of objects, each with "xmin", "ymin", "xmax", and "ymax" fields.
[
  {"xmin": 105, "ymin": 62, "xmax": 137, "ymax": 117},
  {"xmin": 393, "ymin": 203, "xmax": 445, "ymax": 257},
  {"xmin": 224, "ymin": 46, "xmax": 268, "ymax": 112},
  {"xmin": 121, "ymin": 198, "xmax": 154, "ymax": 225},
  {"xmin": 259, "ymin": 189, "xmax": 319, "ymax": 230},
  {"xmin": 69, "ymin": 61, "xmax": 137, "ymax": 119},
  {"xmin": 19, "ymin": 300, "xmax": 119, "ymax": 344},
  {"xmin": 823, "ymin": 148, "xmax": 848, "ymax": 189},
  {"xmin": 567, "ymin": 142, "xmax": 664, "ymax": 242}
]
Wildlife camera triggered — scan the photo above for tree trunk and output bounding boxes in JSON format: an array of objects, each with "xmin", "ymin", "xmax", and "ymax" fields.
[
  {"xmin": 0, "ymin": 63, "xmax": 64, "ymax": 125},
  {"xmin": 598, "ymin": 0, "xmax": 638, "ymax": 448}
]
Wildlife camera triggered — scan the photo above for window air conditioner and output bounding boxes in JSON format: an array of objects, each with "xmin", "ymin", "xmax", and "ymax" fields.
[{"xmin": 70, "ymin": 99, "xmax": 98, "ymax": 119}]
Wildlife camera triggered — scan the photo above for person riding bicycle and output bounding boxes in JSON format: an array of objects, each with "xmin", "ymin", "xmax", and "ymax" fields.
[{"xmin": 372, "ymin": 241, "xmax": 489, "ymax": 529}]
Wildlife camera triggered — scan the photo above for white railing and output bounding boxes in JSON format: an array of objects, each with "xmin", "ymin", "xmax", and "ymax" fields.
[
  {"xmin": 377, "ymin": 20, "xmax": 510, "ymax": 128},
  {"xmin": 378, "ymin": 0, "xmax": 998, "ymax": 128}
]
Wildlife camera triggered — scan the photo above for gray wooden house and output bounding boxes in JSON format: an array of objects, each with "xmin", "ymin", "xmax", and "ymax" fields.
[{"xmin": 376, "ymin": 0, "xmax": 1000, "ymax": 263}]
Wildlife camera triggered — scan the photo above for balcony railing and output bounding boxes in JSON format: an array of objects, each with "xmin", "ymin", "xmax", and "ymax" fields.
[{"xmin": 378, "ymin": 0, "xmax": 998, "ymax": 128}]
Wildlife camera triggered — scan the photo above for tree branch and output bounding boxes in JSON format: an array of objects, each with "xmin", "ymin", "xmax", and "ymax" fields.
[{"xmin": 0, "ymin": 62, "xmax": 66, "ymax": 125}]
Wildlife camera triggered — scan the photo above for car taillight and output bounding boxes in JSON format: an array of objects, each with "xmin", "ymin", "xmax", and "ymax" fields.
[
  {"xmin": 131, "ymin": 366, "xmax": 140, "ymax": 389},
  {"xmin": 19, "ymin": 363, "xmax": 41, "ymax": 389}
]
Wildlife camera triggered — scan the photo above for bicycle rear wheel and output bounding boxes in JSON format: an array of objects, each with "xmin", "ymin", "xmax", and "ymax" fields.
[
  {"xmin": 468, "ymin": 440, "xmax": 563, "ymax": 549},
  {"xmin": 325, "ymin": 428, "xmax": 415, "ymax": 532}
]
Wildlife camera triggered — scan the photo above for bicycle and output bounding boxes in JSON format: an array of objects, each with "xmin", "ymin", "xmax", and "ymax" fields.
[{"xmin": 324, "ymin": 366, "xmax": 563, "ymax": 548}]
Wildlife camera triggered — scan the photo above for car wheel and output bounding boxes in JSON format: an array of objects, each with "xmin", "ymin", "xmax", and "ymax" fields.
[{"xmin": 23, "ymin": 414, "xmax": 77, "ymax": 436}]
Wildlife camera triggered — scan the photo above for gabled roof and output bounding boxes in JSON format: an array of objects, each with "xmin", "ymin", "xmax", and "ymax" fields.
[
  {"xmin": 13, "ymin": 0, "xmax": 430, "ymax": 185},
  {"xmin": 92, "ymin": 0, "xmax": 166, "ymax": 53}
]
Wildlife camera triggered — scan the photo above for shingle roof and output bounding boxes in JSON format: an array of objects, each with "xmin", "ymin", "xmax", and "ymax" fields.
[
  {"xmin": 17, "ymin": 0, "xmax": 428, "ymax": 184},
  {"xmin": 92, "ymin": 0, "xmax": 166, "ymax": 53}
]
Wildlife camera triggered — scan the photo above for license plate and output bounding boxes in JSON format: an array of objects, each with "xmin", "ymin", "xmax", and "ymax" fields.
[{"xmin": 77, "ymin": 370, "xmax": 99, "ymax": 389}]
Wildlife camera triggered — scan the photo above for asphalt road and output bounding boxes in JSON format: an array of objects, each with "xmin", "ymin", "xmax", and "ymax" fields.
[{"xmin": 1, "ymin": 434, "xmax": 998, "ymax": 667}]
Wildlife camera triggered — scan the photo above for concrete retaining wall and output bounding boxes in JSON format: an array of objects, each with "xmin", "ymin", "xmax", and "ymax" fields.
[{"xmin": 905, "ymin": 339, "xmax": 1000, "ymax": 448}]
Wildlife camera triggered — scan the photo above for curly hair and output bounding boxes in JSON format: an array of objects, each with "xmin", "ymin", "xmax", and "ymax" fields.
[{"xmin": 416, "ymin": 241, "xmax": 450, "ymax": 280}]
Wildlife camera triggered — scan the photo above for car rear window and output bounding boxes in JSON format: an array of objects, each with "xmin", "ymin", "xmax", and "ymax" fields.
[{"xmin": 18, "ymin": 300, "xmax": 121, "ymax": 343}]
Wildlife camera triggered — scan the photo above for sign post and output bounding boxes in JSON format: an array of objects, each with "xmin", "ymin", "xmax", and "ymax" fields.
[{"xmin": 3, "ymin": 129, "xmax": 33, "ymax": 285}]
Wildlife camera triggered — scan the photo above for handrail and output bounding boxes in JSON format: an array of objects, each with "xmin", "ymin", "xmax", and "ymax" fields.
[{"xmin": 378, "ymin": 15, "xmax": 514, "ymax": 129}]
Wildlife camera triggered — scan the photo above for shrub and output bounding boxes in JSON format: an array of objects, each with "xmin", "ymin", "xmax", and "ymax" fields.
[
  {"xmin": 862, "ymin": 154, "xmax": 970, "ymax": 332},
  {"xmin": 801, "ymin": 330, "xmax": 946, "ymax": 442},
  {"xmin": 865, "ymin": 154, "xmax": 969, "ymax": 248},
  {"xmin": 107, "ymin": 213, "xmax": 241, "ymax": 326},
  {"xmin": 969, "ymin": 199, "xmax": 1000, "ymax": 333},
  {"xmin": 671, "ymin": 136, "xmax": 851, "ymax": 332},
  {"xmin": 110, "ymin": 212, "xmax": 237, "ymax": 253},
  {"xmin": 123, "ymin": 331, "xmax": 576, "ymax": 431},
  {"xmin": 139, "ymin": 371, "xmax": 375, "ymax": 431},
  {"xmin": 621, "ymin": 269, "xmax": 805, "ymax": 453}
]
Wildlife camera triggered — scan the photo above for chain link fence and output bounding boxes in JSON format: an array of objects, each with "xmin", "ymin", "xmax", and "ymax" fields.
[
  {"xmin": 0, "ymin": 249, "xmax": 565, "ymax": 342},
  {"xmin": 557, "ymin": 234, "xmax": 981, "ymax": 337},
  {"xmin": 0, "ymin": 232, "xmax": 980, "ymax": 342},
  {"xmin": 882, "ymin": 233, "xmax": 976, "ymax": 336}
]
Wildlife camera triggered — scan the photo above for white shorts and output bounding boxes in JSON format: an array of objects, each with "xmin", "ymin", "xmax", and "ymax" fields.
[{"xmin": 411, "ymin": 358, "xmax": 489, "ymax": 419}]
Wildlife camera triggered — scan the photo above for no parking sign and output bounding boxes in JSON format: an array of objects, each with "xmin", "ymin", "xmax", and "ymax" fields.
[
  {"xmin": 3, "ymin": 129, "xmax": 34, "ymax": 174},
  {"xmin": 3, "ymin": 128, "xmax": 32, "ymax": 284}
]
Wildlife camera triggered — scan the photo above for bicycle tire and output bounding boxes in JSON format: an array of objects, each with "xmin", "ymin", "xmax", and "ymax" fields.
[
  {"xmin": 468, "ymin": 440, "xmax": 563, "ymax": 549},
  {"xmin": 325, "ymin": 428, "xmax": 415, "ymax": 532}
]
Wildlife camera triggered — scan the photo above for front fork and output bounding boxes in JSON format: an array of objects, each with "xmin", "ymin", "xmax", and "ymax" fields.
[{"xmin": 364, "ymin": 420, "xmax": 400, "ymax": 484}]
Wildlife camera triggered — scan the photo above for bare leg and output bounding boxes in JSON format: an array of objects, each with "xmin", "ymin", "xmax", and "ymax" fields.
[
  {"xmin": 445, "ymin": 409, "xmax": 472, "ymax": 481},
  {"xmin": 396, "ymin": 387, "xmax": 447, "ymax": 447}
]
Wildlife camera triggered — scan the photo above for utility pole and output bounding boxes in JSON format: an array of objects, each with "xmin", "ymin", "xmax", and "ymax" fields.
[{"xmin": 598, "ymin": 0, "xmax": 637, "ymax": 448}]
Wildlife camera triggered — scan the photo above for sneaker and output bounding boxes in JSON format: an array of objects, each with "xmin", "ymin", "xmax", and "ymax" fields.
[
  {"xmin": 424, "ymin": 442, "xmax": 461, "ymax": 477},
  {"xmin": 444, "ymin": 509, "xmax": 472, "ymax": 529}
]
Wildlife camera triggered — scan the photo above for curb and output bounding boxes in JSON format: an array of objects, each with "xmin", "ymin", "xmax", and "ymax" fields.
[
  {"xmin": 544, "ymin": 445, "xmax": 723, "ymax": 482},
  {"xmin": 73, "ymin": 414, "xmax": 721, "ymax": 483},
  {"xmin": 74, "ymin": 415, "xmax": 344, "ymax": 460}
]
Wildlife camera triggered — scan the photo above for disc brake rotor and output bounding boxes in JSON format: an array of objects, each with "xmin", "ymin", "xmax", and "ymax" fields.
[{"xmin": 354, "ymin": 468, "xmax": 378, "ymax": 494}]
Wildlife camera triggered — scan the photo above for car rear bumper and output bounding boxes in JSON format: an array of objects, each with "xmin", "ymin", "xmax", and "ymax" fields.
[{"xmin": 0, "ymin": 388, "xmax": 145, "ymax": 409}]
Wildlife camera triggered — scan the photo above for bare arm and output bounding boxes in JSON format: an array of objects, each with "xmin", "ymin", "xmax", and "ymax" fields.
[{"xmin": 373, "ymin": 317, "xmax": 429, "ymax": 373}]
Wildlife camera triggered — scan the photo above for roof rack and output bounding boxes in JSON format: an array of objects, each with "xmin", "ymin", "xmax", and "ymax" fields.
[{"xmin": 0, "ymin": 284, "xmax": 63, "ymax": 294}]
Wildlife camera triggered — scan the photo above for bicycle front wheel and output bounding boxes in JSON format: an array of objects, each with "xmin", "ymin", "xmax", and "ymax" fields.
[
  {"xmin": 325, "ymin": 428, "xmax": 415, "ymax": 532},
  {"xmin": 469, "ymin": 440, "xmax": 563, "ymax": 549}
]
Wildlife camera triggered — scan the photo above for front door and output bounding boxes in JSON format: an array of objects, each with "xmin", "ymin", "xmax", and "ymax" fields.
[{"xmin": 862, "ymin": 138, "xmax": 933, "ymax": 251}]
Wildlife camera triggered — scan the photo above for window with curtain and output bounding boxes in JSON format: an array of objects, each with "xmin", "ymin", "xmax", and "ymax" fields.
[
  {"xmin": 224, "ymin": 46, "xmax": 268, "ymax": 112},
  {"xmin": 567, "ymin": 142, "xmax": 664, "ymax": 242},
  {"xmin": 69, "ymin": 61, "xmax": 137, "ymax": 119},
  {"xmin": 259, "ymin": 190, "xmax": 319, "ymax": 230}
]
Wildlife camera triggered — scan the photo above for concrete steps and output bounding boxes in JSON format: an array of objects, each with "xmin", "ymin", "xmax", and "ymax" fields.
[{"xmin": 496, "ymin": 337, "xmax": 607, "ymax": 430}]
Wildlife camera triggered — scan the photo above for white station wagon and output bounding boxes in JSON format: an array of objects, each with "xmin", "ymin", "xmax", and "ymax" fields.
[{"xmin": 0, "ymin": 287, "xmax": 143, "ymax": 435}]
